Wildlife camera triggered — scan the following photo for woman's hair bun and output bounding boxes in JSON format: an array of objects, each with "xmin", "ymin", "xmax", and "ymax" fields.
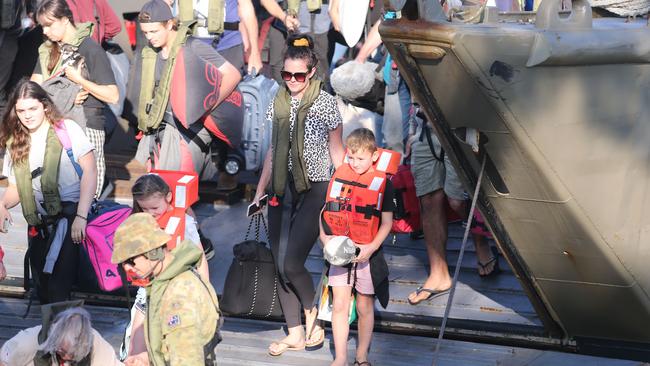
[{"xmin": 287, "ymin": 33, "xmax": 314, "ymax": 50}]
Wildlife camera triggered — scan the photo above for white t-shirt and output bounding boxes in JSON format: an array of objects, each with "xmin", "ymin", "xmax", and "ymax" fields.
[{"xmin": 2, "ymin": 120, "xmax": 94, "ymax": 213}]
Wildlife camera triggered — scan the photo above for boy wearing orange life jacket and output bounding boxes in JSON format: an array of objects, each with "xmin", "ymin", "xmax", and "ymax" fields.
[{"xmin": 319, "ymin": 128, "xmax": 394, "ymax": 366}]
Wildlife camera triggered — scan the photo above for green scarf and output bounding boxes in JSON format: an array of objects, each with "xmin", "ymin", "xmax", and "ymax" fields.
[
  {"xmin": 286, "ymin": 0, "xmax": 322, "ymax": 16},
  {"xmin": 12, "ymin": 126, "xmax": 63, "ymax": 226},
  {"xmin": 136, "ymin": 23, "xmax": 193, "ymax": 133},
  {"xmin": 271, "ymin": 79, "xmax": 322, "ymax": 196},
  {"xmin": 179, "ymin": 0, "xmax": 224, "ymax": 34},
  {"xmin": 37, "ymin": 22, "xmax": 94, "ymax": 79},
  {"xmin": 145, "ymin": 241, "xmax": 203, "ymax": 366}
]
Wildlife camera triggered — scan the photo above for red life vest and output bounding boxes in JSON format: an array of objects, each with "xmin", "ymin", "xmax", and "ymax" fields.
[{"xmin": 322, "ymin": 164, "xmax": 387, "ymax": 244}]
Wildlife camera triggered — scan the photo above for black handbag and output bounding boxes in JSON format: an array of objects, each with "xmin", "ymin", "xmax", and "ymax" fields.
[{"xmin": 220, "ymin": 214, "xmax": 283, "ymax": 318}]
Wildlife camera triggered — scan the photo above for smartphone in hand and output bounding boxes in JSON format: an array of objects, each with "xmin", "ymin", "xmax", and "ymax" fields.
[{"xmin": 247, "ymin": 194, "xmax": 268, "ymax": 217}]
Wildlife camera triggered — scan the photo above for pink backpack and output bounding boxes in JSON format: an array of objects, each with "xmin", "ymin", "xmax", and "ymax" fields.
[{"xmin": 82, "ymin": 202, "xmax": 132, "ymax": 292}]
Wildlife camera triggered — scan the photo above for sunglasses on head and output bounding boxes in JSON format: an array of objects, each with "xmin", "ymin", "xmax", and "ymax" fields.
[{"xmin": 280, "ymin": 70, "xmax": 310, "ymax": 82}]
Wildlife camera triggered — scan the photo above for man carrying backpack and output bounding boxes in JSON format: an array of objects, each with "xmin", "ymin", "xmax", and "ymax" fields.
[{"xmin": 112, "ymin": 213, "xmax": 221, "ymax": 366}]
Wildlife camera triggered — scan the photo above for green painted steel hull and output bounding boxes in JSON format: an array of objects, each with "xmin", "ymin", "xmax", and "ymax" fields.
[{"xmin": 381, "ymin": 14, "xmax": 650, "ymax": 346}]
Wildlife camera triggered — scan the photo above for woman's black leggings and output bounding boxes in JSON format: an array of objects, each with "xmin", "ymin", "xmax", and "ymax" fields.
[{"xmin": 268, "ymin": 181, "xmax": 328, "ymax": 328}]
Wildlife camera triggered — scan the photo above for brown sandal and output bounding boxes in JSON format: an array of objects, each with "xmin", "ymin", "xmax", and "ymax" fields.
[
  {"xmin": 354, "ymin": 360, "xmax": 372, "ymax": 366},
  {"xmin": 305, "ymin": 325, "xmax": 325, "ymax": 348}
]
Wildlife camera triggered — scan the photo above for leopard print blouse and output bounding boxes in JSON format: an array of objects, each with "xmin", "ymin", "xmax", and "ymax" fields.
[{"xmin": 266, "ymin": 90, "xmax": 342, "ymax": 182}]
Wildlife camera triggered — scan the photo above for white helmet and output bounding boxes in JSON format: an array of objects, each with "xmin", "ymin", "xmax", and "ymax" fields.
[{"xmin": 323, "ymin": 236, "xmax": 358, "ymax": 266}]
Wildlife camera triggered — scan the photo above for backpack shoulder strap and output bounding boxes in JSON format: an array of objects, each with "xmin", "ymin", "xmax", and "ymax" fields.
[
  {"xmin": 422, "ymin": 124, "xmax": 445, "ymax": 163},
  {"xmin": 52, "ymin": 121, "xmax": 83, "ymax": 177}
]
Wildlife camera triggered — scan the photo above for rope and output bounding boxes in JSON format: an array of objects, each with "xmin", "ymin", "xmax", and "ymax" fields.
[{"xmin": 432, "ymin": 154, "xmax": 487, "ymax": 365}]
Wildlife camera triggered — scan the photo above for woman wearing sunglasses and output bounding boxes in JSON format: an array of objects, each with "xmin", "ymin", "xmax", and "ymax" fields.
[{"xmin": 254, "ymin": 33, "xmax": 344, "ymax": 357}]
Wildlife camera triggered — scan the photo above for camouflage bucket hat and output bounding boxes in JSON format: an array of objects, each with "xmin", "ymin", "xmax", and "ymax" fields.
[
  {"xmin": 323, "ymin": 236, "xmax": 358, "ymax": 266},
  {"xmin": 111, "ymin": 213, "xmax": 171, "ymax": 264}
]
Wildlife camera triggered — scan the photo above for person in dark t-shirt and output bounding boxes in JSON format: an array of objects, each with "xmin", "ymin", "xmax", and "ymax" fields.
[{"xmin": 31, "ymin": 0, "xmax": 118, "ymax": 198}]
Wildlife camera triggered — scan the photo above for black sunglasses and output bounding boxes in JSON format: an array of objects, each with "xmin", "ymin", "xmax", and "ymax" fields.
[
  {"xmin": 280, "ymin": 70, "xmax": 309, "ymax": 82},
  {"xmin": 123, "ymin": 256, "xmax": 138, "ymax": 266}
]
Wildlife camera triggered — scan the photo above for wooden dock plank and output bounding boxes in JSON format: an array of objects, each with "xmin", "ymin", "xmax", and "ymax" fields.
[
  {"xmin": 0, "ymin": 298, "xmax": 642, "ymax": 366},
  {"xmin": 198, "ymin": 201, "xmax": 544, "ymax": 338}
]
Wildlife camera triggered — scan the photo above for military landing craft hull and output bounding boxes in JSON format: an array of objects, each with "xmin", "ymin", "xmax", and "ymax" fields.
[{"xmin": 381, "ymin": 0, "xmax": 650, "ymax": 358}]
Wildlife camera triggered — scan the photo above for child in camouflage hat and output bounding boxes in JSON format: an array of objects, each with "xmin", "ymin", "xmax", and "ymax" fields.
[{"xmin": 113, "ymin": 213, "xmax": 221, "ymax": 366}]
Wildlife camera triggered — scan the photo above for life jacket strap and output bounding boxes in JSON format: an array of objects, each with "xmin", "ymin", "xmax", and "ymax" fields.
[
  {"xmin": 354, "ymin": 204, "xmax": 381, "ymax": 219},
  {"xmin": 325, "ymin": 201, "xmax": 381, "ymax": 219},
  {"xmin": 334, "ymin": 177, "xmax": 367, "ymax": 188}
]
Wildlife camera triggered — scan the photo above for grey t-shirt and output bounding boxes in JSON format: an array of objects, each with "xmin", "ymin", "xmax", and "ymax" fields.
[{"xmin": 297, "ymin": 3, "xmax": 331, "ymax": 35}]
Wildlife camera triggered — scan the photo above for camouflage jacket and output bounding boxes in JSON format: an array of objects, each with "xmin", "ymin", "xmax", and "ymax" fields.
[{"xmin": 145, "ymin": 241, "xmax": 220, "ymax": 366}]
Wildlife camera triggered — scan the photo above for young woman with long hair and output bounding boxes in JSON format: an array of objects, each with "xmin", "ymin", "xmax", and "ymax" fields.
[
  {"xmin": 31, "ymin": 0, "xmax": 118, "ymax": 198},
  {"xmin": 0, "ymin": 79, "xmax": 97, "ymax": 303}
]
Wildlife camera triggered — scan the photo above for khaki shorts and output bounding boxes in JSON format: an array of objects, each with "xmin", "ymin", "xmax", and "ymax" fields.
[{"xmin": 410, "ymin": 129, "xmax": 465, "ymax": 200}]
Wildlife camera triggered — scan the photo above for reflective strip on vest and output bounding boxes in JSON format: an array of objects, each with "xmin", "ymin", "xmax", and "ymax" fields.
[
  {"xmin": 158, "ymin": 208, "xmax": 186, "ymax": 250},
  {"xmin": 322, "ymin": 164, "xmax": 386, "ymax": 244}
]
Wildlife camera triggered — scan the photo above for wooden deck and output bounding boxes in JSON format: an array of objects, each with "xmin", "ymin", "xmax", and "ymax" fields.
[
  {"xmin": 0, "ymin": 297, "xmax": 643, "ymax": 365},
  {"xmin": 203, "ymin": 202, "xmax": 546, "ymax": 345},
  {"xmin": 0, "ymin": 194, "xmax": 544, "ymax": 344},
  {"xmin": 0, "ymin": 192, "xmax": 647, "ymax": 363}
]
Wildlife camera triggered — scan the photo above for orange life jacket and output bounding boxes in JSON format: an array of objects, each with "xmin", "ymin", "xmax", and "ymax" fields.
[
  {"xmin": 126, "ymin": 209, "xmax": 186, "ymax": 286},
  {"xmin": 127, "ymin": 170, "xmax": 197, "ymax": 286},
  {"xmin": 157, "ymin": 208, "xmax": 186, "ymax": 250},
  {"xmin": 373, "ymin": 148, "xmax": 400, "ymax": 175},
  {"xmin": 151, "ymin": 169, "xmax": 199, "ymax": 249},
  {"xmin": 150, "ymin": 169, "xmax": 199, "ymax": 209},
  {"xmin": 322, "ymin": 164, "xmax": 387, "ymax": 244}
]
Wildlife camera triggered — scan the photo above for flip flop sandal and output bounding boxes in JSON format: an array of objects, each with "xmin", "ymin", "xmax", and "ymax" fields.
[
  {"xmin": 305, "ymin": 326, "xmax": 325, "ymax": 348},
  {"xmin": 354, "ymin": 360, "xmax": 372, "ymax": 366},
  {"xmin": 268, "ymin": 341, "xmax": 305, "ymax": 356},
  {"xmin": 478, "ymin": 247, "xmax": 502, "ymax": 278},
  {"xmin": 407, "ymin": 286, "xmax": 451, "ymax": 305}
]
